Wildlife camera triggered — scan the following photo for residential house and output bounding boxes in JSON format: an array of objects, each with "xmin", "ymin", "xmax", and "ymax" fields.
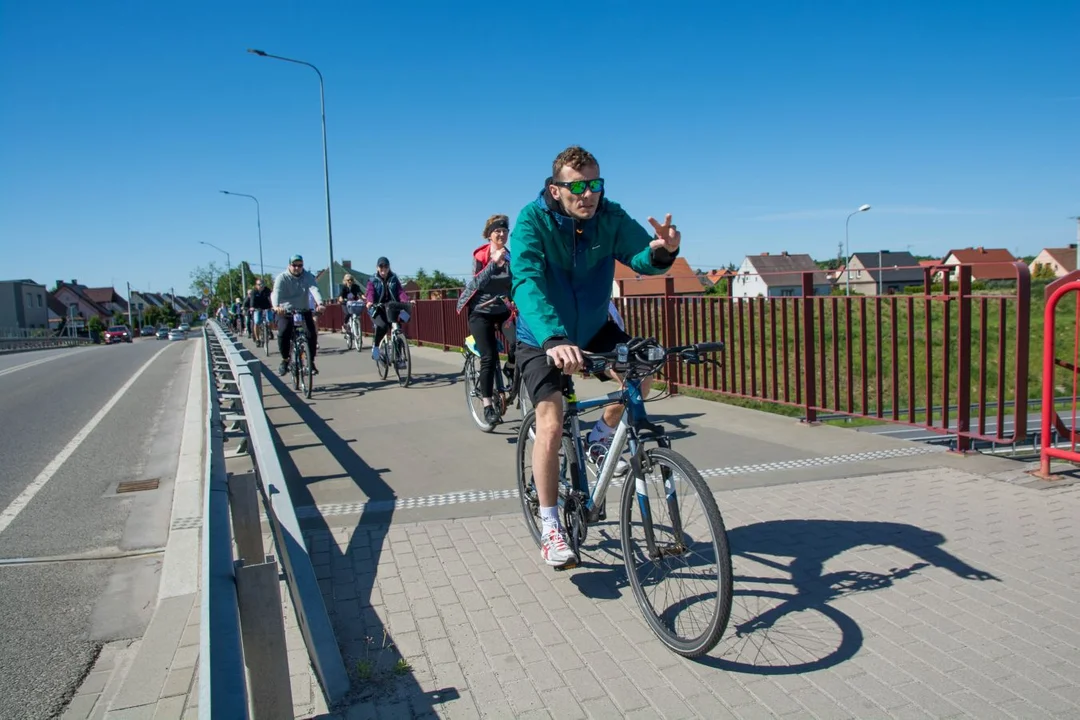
[
  {"xmin": 940, "ymin": 247, "xmax": 1020, "ymax": 282},
  {"xmin": 315, "ymin": 259, "xmax": 370, "ymax": 300},
  {"xmin": 703, "ymin": 268, "xmax": 736, "ymax": 288},
  {"xmin": 825, "ymin": 265, "xmax": 846, "ymax": 287},
  {"xmin": 612, "ymin": 257, "xmax": 705, "ymax": 298},
  {"xmin": 1030, "ymin": 246, "xmax": 1077, "ymax": 279},
  {"xmin": 845, "ymin": 251, "xmax": 925, "ymax": 295},
  {"xmin": 84, "ymin": 287, "xmax": 129, "ymax": 317},
  {"xmin": 733, "ymin": 252, "xmax": 830, "ymax": 298},
  {"xmin": 0, "ymin": 279, "xmax": 49, "ymax": 330},
  {"xmin": 52, "ymin": 280, "xmax": 112, "ymax": 325}
]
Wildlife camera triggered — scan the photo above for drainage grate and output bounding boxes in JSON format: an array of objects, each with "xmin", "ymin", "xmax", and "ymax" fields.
[{"xmin": 116, "ymin": 478, "xmax": 160, "ymax": 494}]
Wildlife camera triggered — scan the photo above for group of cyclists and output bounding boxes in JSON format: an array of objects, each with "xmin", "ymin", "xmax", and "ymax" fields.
[{"xmin": 258, "ymin": 145, "xmax": 682, "ymax": 570}]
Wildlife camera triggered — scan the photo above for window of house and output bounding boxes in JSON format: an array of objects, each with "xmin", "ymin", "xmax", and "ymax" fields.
[{"xmin": 780, "ymin": 289, "xmax": 794, "ymax": 296}]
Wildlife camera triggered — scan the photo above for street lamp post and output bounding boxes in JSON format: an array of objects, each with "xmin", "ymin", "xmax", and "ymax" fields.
[
  {"xmin": 248, "ymin": 48, "xmax": 337, "ymax": 293},
  {"xmin": 845, "ymin": 204, "xmax": 872, "ymax": 296},
  {"xmin": 220, "ymin": 190, "xmax": 265, "ymax": 279},
  {"xmin": 200, "ymin": 241, "xmax": 238, "ymax": 304}
]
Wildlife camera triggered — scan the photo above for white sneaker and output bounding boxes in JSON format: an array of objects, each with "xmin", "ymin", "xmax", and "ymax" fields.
[{"xmin": 541, "ymin": 527, "xmax": 578, "ymax": 568}]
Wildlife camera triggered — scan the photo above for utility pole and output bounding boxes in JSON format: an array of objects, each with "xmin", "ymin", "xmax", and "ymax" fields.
[{"xmin": 126, "ymin": 282, "xmax": 134, "ymax": 329}]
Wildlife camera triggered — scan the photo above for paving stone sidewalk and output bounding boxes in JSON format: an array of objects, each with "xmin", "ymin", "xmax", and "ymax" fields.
[{"xmin": 304, "ymin": 465, "xmax": 1080, "ymax": 719}]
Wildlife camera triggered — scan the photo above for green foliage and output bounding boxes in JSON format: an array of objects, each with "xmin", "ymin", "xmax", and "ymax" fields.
[
  {"xmin": 87, "ymin": 316, "xmax": 105, "ymax": 334},
  {"xmin": 1032, "ymin": 263, "xmax": 1056, "ymax": 282}
]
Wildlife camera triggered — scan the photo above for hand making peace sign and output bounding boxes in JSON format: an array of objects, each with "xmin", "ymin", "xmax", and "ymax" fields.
[{"xmin": 648, "ymin": 214, "xmax": 681, "ymax": 253}]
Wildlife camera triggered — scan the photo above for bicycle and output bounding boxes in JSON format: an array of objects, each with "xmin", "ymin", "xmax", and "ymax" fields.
[
  {"xmin": 515, "ymin": 336, "xmax": 732, "ymax": 657},
  {"xmin": 342, "ymin": 300, "xmax": 365, "ymax": 352},
  {"xmin": 462, "ymin": 295, "xmax": 523, "ymax": 431},
  {"xmin": 371, "ymin": 301, "xmax": 412, "ymax": 387},
  {"xmin": 281, "ymin": 303, "xmax": 315, "ymax": 399},
  {"xmin": 260, "ymin": 310, "xmax": 275, "ymax": 359},
  {"xmin": 463, "ymin": 332, "xmax": 523, "ymax": 432}
]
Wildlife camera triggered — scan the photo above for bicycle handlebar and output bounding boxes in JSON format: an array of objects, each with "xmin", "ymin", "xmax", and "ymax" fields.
[
  {"xmin": 544, "ymin": 337, "xmax": 724, "ymax": 377},
  {"xmin": 370, "ymin": 301, "xmax": 412, "ymax": 311}
]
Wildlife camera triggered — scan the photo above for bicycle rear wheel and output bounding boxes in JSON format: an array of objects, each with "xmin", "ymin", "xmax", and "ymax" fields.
[
  {"xmin": 393, "ymin": 333, "xmax": 411, "ymax": 387},
  {"xmin": 620, "ymin": 447, "xmax": 732, "ymax": 657}
]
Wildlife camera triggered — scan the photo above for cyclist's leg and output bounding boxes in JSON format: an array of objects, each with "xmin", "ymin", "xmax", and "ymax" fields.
[
  {"xmin": 277, "ymin": 313, "xmax": 293, "ymax": 373},
  {"xmin": 371, "ymin": 310, "xmax": 389, "ymax": 358},
  {"xmin": 517, "ymin": 341, "xmax": 576, "ymax": 565},
  {"xmin": 304, "ymin": 313, "xmax": 318, "ymax": 371},
  {"xmin": 501, "ymin": 317, "xmax": 517, "ymax": 382},
  {"xmin": 253, "ymin": 310, "xmax": 263, "ymax": 343},
  {"xmin": 468, "ymin": 312, "xmax": 498, "ymax": 405}
]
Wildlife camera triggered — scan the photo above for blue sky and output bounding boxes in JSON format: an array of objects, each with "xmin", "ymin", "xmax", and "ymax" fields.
[{"xmin": 1, "ymin": 1, "xmax": 1077, "ymax": 298}]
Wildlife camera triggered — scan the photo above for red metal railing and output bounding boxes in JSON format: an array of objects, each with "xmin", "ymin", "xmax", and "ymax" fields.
[
  {"xmin": 317, "ymin": 264, "xmax": 1032, "ymax": 450},
  {"xmin": 1038, "ymin": 278, "xmax": 1080, "ymax": 475}
]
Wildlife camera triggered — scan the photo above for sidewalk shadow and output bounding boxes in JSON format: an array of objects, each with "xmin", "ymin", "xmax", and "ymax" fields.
[
  {"xmin": 262, "ymin": 371, "xmax": 459, "ymax": 714},
  {"xmin": 566, "ymin": 517, "xmax": 997, "ymax": 675}
]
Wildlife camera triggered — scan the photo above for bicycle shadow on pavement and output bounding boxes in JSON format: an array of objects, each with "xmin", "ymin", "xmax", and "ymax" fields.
[
  {"xmin": 702, "ymin": 518, "xmax": 999, "ymax": 675},
  {"xmin": 262, "ymin": 370, "xmax": 460, "ymax": 715},
  {"xmin": 565, "ymin": 517, "xmax": 997, "ymax": 675}
]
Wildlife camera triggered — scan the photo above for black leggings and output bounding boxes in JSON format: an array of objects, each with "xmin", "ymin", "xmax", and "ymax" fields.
[
  {"xmin": 469, "ymin": 310, "xmax": 516, "ymax": 399},
  {"xmin": 277, "ymin": 311, "xmax": 317, "ymax": 364}
]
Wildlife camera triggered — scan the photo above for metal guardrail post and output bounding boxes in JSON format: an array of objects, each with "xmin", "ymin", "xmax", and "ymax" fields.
[
  {"xmin": 228, "ymin": 472, "xmax": 264, "ymax": 564},
  {"xmin": 208, "ymin": 322, "xmax": 351, "ymax": 704},
  {"xmin": 235, "ymin": 555, "xmax": 294, "ymax": 718},
  {"xmin": 199, "ymin": 328, "xmax": 249, "ymax": 719}
]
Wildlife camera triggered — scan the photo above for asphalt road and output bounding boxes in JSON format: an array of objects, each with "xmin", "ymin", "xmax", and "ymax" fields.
[{"xmin": 0, "ymin": 338, "xmax": 195, "ymax": 720}]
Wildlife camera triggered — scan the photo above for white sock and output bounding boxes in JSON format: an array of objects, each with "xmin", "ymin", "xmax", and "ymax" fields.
[
  {"xmin": 540, "ymin": 506, "xmax": 559, "ymax": 535},
  {"xmin": 588, "ymin": 418, "xmax": 614, "ymax": 444}
]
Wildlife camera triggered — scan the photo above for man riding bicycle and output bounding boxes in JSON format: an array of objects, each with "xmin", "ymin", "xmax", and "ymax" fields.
[
  {"xmin": 250, "ymin": 278, "xmax": 273, "ymax": 346},
  {"xmin": 365, "ymin": 257, "xmax": 411, "ymax": 364},
  {"xmin": 271, "ymin": 254, "xmax": 325, "ymax": 376},
  {"xmin": 511, "ymin": 145, "xmax": 682, "ymax": 568},
  {"xmin": 457, "ymin": 213, "xmax": 517, "ymax": 426}
]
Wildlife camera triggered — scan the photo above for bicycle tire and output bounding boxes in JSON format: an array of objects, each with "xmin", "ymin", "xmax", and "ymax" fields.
[
  {"xmin": 296, "ymin": 345, "xmax": 308, "ymax": 396},
  {"xmin": 619, "ymin": 447, "xmax": 733, "ymax": 658},
  {"xmin": 515, "ymin": 410, "xmax": 579, "ymax": 548},
  {"xmin": 393, "ymin": 333, "xmax": 411, "ymax": 387},
  {"xmin": 464, "ymin": 355, "xmax": 495, "ymax": 432},
  {"xmin": 264, "ymin": 322, "xmax": 272, "ymax": 358},
  {"xmin": 292, "ymin": 345, "xmax": 301, "ymax": 392}
]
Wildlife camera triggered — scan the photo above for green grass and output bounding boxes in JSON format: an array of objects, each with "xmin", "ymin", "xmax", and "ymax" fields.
[{"xmin": 620, "ymin": 283, "xmax": 1074, "ymax": 428}]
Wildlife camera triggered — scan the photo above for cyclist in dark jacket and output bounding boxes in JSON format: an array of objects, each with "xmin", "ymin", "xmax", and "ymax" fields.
[
  {"xmin": 457, "ymin": 213, "xmax": 517, "ymax": 426},
  {"xmin": 250, "ymin": 279, "xmax": 273, "ymax": 346},
  {"xmin": 365, "ymin": 257, "xmax": 411, "ymax": 363}
]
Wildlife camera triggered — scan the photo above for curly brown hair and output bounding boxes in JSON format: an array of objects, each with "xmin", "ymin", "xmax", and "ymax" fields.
[
  {"xmin": 483, "ymin": 214, "xmax": 509, "ymax": 239},
  {"xmin": 551, "ymin": 145, "xmax": 599, "ymax": 181}
]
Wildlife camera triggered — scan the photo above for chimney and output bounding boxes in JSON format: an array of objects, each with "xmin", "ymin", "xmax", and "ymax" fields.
[
  {"xmin": 342, "ymin": 260, "xmax": 352, "ymax": 269},
  {"xmin": 71, "ymin": 279, "xmax": 78, "ymax": 285},
  {"xmin": 56, "ymin": 279, "xmax": 64, "ymax": 288},
  {"xmin": 761, "ymin": 251, "xmax": 769, "ymax": 256},
  {"xmin": 976, "ymin": 246, "xmax": 984, "ymax": 254},
  {"xmin": 781, "ymin": 250, "xmax": 789, "ymax": 257}
]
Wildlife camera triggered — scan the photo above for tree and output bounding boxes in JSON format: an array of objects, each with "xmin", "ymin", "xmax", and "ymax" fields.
[
  {"xmin": 88, "ymin": 316, "xmax": 105, "ymax": 334},
  {"xmin": 410, "ymin": 267, "xmax": 463, "ymax": 297},
  {"xmin": 1033, "ymin": 262, "xmax": 1057, "ymax": 282},
  {"xmin": 190, "ymin": 261, "xmax": 261, "ymax": 308}
]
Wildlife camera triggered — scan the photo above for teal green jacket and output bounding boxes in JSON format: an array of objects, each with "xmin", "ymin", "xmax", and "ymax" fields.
[{"xmin": 511, "ymin": 187, "xmax": 677, "ymax": 349}]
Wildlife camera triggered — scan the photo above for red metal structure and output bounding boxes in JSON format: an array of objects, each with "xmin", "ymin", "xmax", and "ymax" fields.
[
  {"xmin": 1038, "ymin": 278, "xmax": 1080, "ymax": 476},
  {"xmin": 317, "ymin": 264, "xmax": 1032, "ymax": 451}
]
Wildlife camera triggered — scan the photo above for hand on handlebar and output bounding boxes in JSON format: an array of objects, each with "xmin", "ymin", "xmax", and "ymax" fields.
[{"xmin": 546, "ymin": 344, "xmax": 586, "ymax": 375}]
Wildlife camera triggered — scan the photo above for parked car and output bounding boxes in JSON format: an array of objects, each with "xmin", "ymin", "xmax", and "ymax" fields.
[
  {"xmin": 103, "ymin": 325, "xmax": 132, "ymax": 344},
  {"xmin": 178, "ymin": 323, "xmax": 191, "ymax": 332},
  {"xmin": 168, "ymin": 328, "xmax": 186, "ymax": 341},
  {"xmin": 141, "ymin": 326, "xmax": 155, "ymax": 337},
  {"xmin": 156, "ymin": 327, "xmax": 169, "ymax": 340}
]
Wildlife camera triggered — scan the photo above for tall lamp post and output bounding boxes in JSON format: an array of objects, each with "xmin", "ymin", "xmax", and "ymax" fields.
[
  {"xmin": 220, "ymin": 190, "xmax": 265, "ymax": 279},
  {"xmin": 845, "ymin": 204, "xmax": 872, "ymax": 296},
  {"xmin": 247, "ymin": 48, "xmax": 337, "ymax": 293},
  {"xmin": 199, "ymin": 241, "xmax": 241, "ymax": 304}
]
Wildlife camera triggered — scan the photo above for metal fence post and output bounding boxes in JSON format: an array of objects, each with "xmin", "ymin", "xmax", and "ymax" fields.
[
  {"xmin": 663, "ymin": 276, "xmax": 679, "ymax": 395},
  {"xmin": 235, "ymin": 555, "xmax": 294, "ymax": 718},
  {"xmin": 801, "ymin": 273, "xmax": 817, "ymax": 423},
  {"xmin": 956, "ymin": 265, "xmax": 972, "ymax": 452}
]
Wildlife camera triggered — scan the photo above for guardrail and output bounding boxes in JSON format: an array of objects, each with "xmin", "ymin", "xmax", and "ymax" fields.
[
  {"xmin": 1037, "ymin": 279, "xmax": 1080, "ymax": 477},
  {"xmin": 0, "ymin": 336, "xmax": 92, "ymax": 353},
  {"xmin": 200, "ymin": 322, "xmax": 349, "ymax": 718}
]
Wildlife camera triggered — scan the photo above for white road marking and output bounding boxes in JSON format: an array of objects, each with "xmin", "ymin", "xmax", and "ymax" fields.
[
  {"xmin": 0, "ymin": 344, "xmax": 175, "ymax": 536},
  {"xmin": 0, "ymin": 347, "xmax": 94, "ymax": 378}
]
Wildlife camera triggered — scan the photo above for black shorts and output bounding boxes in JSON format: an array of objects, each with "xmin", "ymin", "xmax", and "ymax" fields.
[{"xmin": 516, "ymin": 321, "xmax": 632, "ymax": 405}]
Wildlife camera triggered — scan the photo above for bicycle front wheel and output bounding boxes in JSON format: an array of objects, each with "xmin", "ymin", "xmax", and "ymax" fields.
[
  {"xmin": 393, "ymin": 334, "xmax": 411, "ymax": 387},
  {"xmin": 515, "ymin": 410, "xmax": 579, "ymax": 548},
  {"xmin": 620, "ymin": 447, "xmax": 733, "ymax": 657},
  {"xmin": 464, "ymin": 355, "xmax": 495, "ymax": 432},
  {"xmin": 377, "ymin": 339, "xmax": 390, "ymax": 380}
]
